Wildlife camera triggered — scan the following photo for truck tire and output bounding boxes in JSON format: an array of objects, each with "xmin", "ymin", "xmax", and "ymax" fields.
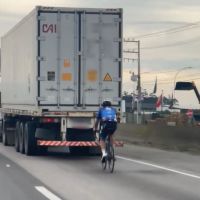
[
  {"xmin": 15, "ymin": 121, "xmax": 20, "ymax": 152},
  {"xmin": 19, "ymin": 122, "xmax": 25, "ymax": 154},
  {"xmin": 0, "ymin": 119, "xmax": 3, "ymax": 143},
  {"xmin": 2, "ymin": 120, "xmax": 9, "ymax": 146},
  {"xmin": 24, "ymin": 122, "xmax": 37, "ymax": 156},
  {"xmin": 2, "ymin": 132, "xmax": 8, "ymax": 146},
  {"xmin": 2, "ymin": 119, "xmax": 15, "ymax": 146}
]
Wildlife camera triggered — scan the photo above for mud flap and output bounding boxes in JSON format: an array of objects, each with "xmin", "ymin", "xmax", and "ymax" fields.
[{"xmin": 67, "ymin": 128, "xmax": 96, "ymax": 155}]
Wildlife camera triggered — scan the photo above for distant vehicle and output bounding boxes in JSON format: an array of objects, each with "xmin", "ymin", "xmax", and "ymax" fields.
[{"xmin": 0, "ymin": 6, "xmax": 123, "ymax": 155}]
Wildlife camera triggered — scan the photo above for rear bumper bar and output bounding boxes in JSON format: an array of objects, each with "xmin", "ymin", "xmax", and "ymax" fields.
[{"xmin": 37, "ymin": 140, "xmax": 124, "ymax": 147}]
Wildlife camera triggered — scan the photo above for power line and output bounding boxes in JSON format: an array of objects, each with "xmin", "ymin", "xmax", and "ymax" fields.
[
  {"xmin": 141, "ymin": 69, "xmax": 178, "ymax": 75},
  {"xmin": 142, "ymin": 72, "xmax": 200, "ymax": 84},
  {"xmin": 127, "ymin": 67, "xmax": 199, "ymax": 75},
  {"xmin": 124, "ymin": 20, "xmax": 200, "ymax": 50},
  {"xmin": 142, "ymin": 76, "xmax": 200, "ymax": 85},
  {"xmin": 141, "ymin": 70, "xmax": 200, "ymax": 81},
  {"xmin": 141, "ymin": 36, "xmax": 200, "ymax": 49},
  {"xmin": 131, "ymin": 21, "xmax": 200, "ymax": 39},
  {"xmin": 124, "ymin": 69, "xmax": 178, "ymax": 75}
]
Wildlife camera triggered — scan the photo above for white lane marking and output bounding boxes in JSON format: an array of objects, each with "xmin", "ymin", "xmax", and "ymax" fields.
[
  {"xmin": 116, "ymin": 155, "xmax": 200, "ymax": 180},
  {"xmin": 6, "ymin": 164, "xmax": 10, "ymax": 168},
  {"xmin": 35, "ymin": 186, "xmax": 63, "ymax": 200}
]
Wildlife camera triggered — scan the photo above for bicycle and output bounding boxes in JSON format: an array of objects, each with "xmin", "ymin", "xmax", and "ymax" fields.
[{"xmin": 101, "ymin": 134, "xmax": 115, "ymax": 173}]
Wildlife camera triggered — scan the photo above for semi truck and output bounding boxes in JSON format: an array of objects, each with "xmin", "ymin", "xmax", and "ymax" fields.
[{"xmin": 0, "ymin": 6, "xmax": 123, "ymax": 155}]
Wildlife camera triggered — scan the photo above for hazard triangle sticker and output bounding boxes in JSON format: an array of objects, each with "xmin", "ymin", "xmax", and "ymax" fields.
[{"xmin": 103, "ymin": 73, "xmax": 112, "ymax": 81}]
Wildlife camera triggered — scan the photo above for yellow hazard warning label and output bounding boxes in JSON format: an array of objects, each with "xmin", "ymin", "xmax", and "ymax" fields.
[
  {"xmin": 62, "ymin": 73, "xmax": 72, "ymax": 81},
  {"xmin": 64, "ymin": 59, "xmax": 70, "ymax": 67},
  {"xmin": 87, "ymin": 70, "xmax": 97, "ymax": 81},
  {"xmin": 103, "ymin": 73, "xmax": 112, "ymax": 81}
]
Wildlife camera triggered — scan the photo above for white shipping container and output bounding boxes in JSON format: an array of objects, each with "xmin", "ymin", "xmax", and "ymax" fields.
[{"xmin": 1, "ymin": 6, "xmax": 123, "ymax": 114}]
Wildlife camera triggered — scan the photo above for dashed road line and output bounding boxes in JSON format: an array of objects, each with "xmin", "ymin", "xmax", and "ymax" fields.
[
  {"xmin": 117, "ymin": 155, "xmax": 200, "ymax": 180},
  {"xmin": 35, "ymin": 186, "xmax": 63, "ymax": 200},
  {"xmin": 6, "ymin": 164, "xmax": 10, "ymax": 168}
]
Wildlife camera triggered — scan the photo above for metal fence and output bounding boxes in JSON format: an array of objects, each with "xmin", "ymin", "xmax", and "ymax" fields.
[{"xmin": 125, "ymin": 112, "xmax": 153, "ymax": 124}]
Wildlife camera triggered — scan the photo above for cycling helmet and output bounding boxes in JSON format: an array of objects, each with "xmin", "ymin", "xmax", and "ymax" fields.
[{"xmin": 102, "ymin": 100, "xmax": 112, "ymax": 107}]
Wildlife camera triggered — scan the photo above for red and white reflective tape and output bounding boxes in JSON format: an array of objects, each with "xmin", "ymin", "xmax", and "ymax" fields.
[
  {"xmin": 37, "ymin": 140, "xmax": 99, "ymax": 147},
  {"xmin": 37, "ymin": 140, "xmax": 124, "ymax": 147}
]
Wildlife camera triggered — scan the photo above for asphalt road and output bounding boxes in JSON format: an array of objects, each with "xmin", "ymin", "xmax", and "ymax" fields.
[
  {"xmin": 1, "ymin": 144, "xmax": 200, "ymax": 200},
  {"xmin": 0, "ymin": 153, "xmax": 51, "ymax": 200}
]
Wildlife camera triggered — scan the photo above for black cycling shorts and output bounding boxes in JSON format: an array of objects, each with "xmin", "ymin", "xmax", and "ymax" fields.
[{"xmin": 100, "ymin": 121, "xmax": 117, "ymax": 141}]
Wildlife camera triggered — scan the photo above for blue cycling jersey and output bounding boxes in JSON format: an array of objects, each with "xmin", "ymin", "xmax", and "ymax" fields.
[{"xmin": 97, "ymin": 107, "xmax": 117, "ymax": 122}]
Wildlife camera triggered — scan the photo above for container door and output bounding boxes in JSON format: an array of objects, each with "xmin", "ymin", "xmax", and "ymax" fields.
[
  {"xmin": 59, "ymin": 13, "xmax": 78, "ymax": 106},
  {"xmin": 38, "ymin": 12, "xmax": 58, "ymax": 105},
  {"xmin": 38, "ymin": 11, "xmax": 122, "ymax": 107},
  {"xmin": 81, "ymin": 12, "xmax": 122, "ymax": 106},
  {"xmin": 38, "ymin": 12, "xmax": 77, "ymax": 106}
]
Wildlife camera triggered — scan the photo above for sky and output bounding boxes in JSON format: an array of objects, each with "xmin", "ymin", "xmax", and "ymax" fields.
[{"xmin": 1, "ymin": 0, "xmax": 200, "ymax": 108}]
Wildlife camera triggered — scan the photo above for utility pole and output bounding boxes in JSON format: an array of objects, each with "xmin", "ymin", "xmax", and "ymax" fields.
[
  {"xmin": 124, "ymin": 39, "xmax": 142, "ymax": 124},
  {"xmin": 137, "ymin": 41, "xmax": 141, "ymax": 124}
]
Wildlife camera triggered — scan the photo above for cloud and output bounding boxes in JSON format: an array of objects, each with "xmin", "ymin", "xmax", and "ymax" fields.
[{"xmin": 0, "ymin": 0, "xmax": 81, "ymax": 16}]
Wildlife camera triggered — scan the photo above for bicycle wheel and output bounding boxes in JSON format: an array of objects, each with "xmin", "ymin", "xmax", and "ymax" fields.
[
  {"xmin": 102, "ymin": 139, "xmax": 108, "ymax": 171},
  {"xmin": 108, "ymin": 144, "xmax": 115, "ymax": 173},
  {"xmin": 102, "ymin": 158, "xmax": 107, "ymax": 170}
]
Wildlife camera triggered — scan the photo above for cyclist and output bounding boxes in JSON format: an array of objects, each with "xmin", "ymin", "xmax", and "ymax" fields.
[{"xmin": 95, "ymin": 100, "xmax": 117, "ymax": 162}]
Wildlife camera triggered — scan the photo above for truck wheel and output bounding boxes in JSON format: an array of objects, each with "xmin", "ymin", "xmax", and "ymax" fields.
[
  {"xmin": 24, "ymin": 122, "xmax": 37, "ymax": 156},
  {"xmin": 0, "ymin": 119, "xmax": 3, "ymax": 142},
  {"xmin": 2, "ymin": 119, "xmax": 15, "ymax": 146},
  {"xmin": 19, "ymin": 122, "xmax": 25, "ymax": 154},
  {"xmin": 15, "ymin": 121, "xmax": 20, "ymax": 152},
  {"xmin": 2, "ymin": 120, "xmax": 8, "ymax": 146},
  {"xmin": 2, "ymin": 132, "xmax": 8, "ymax": 146}
]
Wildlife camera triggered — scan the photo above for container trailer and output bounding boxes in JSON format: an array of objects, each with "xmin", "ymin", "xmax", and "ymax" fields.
[{"xmin": 0, "ymin": 6, "xmax": 123, "ymax": 155}]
